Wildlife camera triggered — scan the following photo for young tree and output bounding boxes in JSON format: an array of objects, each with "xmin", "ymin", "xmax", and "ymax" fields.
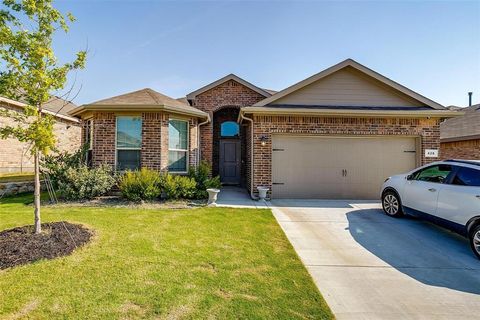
[{"xmin": 0, "ymin": 0, "xmax": 86, "ymax": 233}]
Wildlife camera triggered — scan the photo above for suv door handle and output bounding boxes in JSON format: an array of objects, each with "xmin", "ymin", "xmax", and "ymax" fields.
[
  {"xmin": 428, "ymin": 188, "xmax": 437, "ymax": 192},
  {"xmin": 476, "ymin": 195, "xmax": 480, "ymax": 199}
]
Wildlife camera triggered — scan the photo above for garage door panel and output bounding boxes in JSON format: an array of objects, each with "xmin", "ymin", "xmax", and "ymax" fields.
[{"xmin": 272, "ymin": 135, "xmax": 417, "ymax": 199}]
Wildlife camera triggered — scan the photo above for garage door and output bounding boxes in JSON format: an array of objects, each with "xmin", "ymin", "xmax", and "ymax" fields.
[{"xmin": 272, "ymin": 135, "xmax": 418, "ymax": 199}]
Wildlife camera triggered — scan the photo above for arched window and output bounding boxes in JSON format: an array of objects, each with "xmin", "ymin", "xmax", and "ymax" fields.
[{"xmin": 221, "ymin": 121, "xmax": 239, "ymax": 137}]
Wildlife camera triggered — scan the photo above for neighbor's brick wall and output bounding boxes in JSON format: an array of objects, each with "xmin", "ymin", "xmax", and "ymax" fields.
[
  {"xmin": 441, "ymin": 139, "xmax": 480, "ymax": 160},
  {"xmin": 192, "ymin": 80, "xmax": 266, "ymax": 167},
  {"xmin": 0, "ymin": 104, "xmax": 81, "ymax": 173},
  {"xmin": 86, "ymin": 111, "xmax": 197, "ymax": 171},
  {"xmin": 249, "ymin": 115, "xmax": 441, "ymax": 197}
]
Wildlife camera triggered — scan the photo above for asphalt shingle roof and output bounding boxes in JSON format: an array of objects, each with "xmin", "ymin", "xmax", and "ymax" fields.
[{"xmin": 440, "ymin": 104, "xmax": 480, "ymax": 141}]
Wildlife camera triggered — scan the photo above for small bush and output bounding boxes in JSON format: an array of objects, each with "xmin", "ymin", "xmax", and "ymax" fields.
[
  {"xmin": 41, "ymin": 144, "xmax": 89, "ymax": 188},
  {"xmin": 188, "ymin": 161, "xmax": 222, "ymax": 199},
  {"xmin": 162, "ymin": 174, "xmax": 197, "ymax": 200},
  {"xmin": 58, "ymin": 165, "xmax": 115, "ymax": 201},
  {"xmin": 119, "ymin": 168, "xmax": 162, "ymax": 201}
]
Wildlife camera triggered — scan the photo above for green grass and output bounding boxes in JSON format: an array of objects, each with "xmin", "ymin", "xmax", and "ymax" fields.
[
  {"xmin": 0, "ymin": 172, "xmax": 35, "ymax": 183},
  {"xmin": 0, "ymin": 194, "xmax": 332, "ymax": 319}
]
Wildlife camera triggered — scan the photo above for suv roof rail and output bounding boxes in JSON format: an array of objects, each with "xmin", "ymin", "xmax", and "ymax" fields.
[{"xmin": 444, "ymin": 159, "xmax": 480, "ymax": 167}]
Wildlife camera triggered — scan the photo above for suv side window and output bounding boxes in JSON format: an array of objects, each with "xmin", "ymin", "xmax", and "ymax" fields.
[
  {"xmin": 412, "ymin": 164, "xmax": 453, "ymax": 184},
  {"xmin": 451, "ymin": 167, "xmax": 480, "ymax": 187}
]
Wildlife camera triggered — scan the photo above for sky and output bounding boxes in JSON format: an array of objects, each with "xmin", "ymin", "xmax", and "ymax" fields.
[{"xmin": 50, "ymin": 0, "xmax": 480, "ymax": 107}]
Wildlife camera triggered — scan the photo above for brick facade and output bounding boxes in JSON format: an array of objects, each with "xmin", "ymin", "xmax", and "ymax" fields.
[
  {"xmin": 248, "ymin": 115, "xmax": 442, "ymax": 197},
  {"xmin": 0, "ymin": 104, "xmax": 81, "ymax": 173},
  {"xmin": 92, "ymin": 112, "xmax": 116, "ymax": 168},
  {"xmin": 86, "ymin": 111, "xmax": 197, "ymax": 171},
  {"xmin": 441, "ymin": 139, "xmax": 480, "ymax": 160},
  {"xmin": 192, "ymin": 79, "xmax": 267, "ymax": 169}
]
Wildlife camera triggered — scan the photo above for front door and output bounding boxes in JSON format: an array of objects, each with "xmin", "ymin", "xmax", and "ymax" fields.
[{"xmin": 219, "ymin": 140, "xmax": 241, "ymax": 184}]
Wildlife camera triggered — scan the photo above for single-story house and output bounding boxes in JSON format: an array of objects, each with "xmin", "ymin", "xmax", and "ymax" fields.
[
  {"xmin": 0, "ymin": 96, "xmax": 81, "ymax": 173},
  {"xmin": 69, "ymin": 59, "xmax": 459, "ymax": 199},
  {"xmin": 440, "ymin": 104, "xmax": 480, "ymax": 160}
]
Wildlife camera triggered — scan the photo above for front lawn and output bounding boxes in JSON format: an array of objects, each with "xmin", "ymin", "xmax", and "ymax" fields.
[
  {"xmin": 0, "ymin": 172, "xmax": 35, "ymax": 183},
  {"xmin": 0, "ymin": 194, "xmax": 332, "ymax": 319}
]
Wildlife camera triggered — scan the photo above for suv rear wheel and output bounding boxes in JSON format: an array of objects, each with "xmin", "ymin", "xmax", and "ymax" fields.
[
  {"xmin": 382, "ymin": 191, "xmax": 404, "ymax": 218},
  {"xmin": 469, "ymin": 225, "xmax": 480, "ymax": 260}
]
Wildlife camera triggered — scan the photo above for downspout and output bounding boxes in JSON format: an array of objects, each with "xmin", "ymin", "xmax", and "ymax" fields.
[
  {"xmin": 197, "ymin": 114, "xmax": 210, "ymax": 167},
  {"xmin": 239, "ymin": 110, "xmax": 256, "ymax": 200}
]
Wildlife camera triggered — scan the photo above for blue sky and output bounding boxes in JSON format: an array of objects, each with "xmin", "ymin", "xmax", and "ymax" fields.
[{"xmin": 54, "ymin": 0, "xmax": 480, "ymax": 107}]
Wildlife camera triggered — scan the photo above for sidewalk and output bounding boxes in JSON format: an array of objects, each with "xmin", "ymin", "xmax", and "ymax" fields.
[{"xmin": 216, "ymin": 186, "xmax": 269, "ymax": 209}]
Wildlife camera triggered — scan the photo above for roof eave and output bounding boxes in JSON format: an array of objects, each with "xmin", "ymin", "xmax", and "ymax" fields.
[
  {"xmin": 69, "ymin": 104, "xmax": 208, "ymax": 119},
  {"xmin": 441, "ymin": 134, "xmax": 480, "ymax": 143},
  {"xmin": 1, "ymin": 96, "xmax": 79, "ymax": 123},
  {"xmin": 240, "ymin": 107, "xmax": 462, "ymax": 118}
]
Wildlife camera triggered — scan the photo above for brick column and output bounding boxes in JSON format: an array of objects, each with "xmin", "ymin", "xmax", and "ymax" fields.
[
  {"xmin": 141, "ymin": 112, "xmax": 162, "ymax": 170},
  {"xmin": 92, "ymin": 112, "xmax": 116, "ymax": 169},
  {"xmin": 160, "ymin": 113, "xmax": 169, "ymax": 172}
]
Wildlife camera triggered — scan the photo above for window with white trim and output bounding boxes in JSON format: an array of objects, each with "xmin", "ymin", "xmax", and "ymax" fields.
[
  {"xmin": 168, "ymin": 119, "xmax": 188, "ymax": 172},
  {"xmin": 116, "ymin": 116, "xmax": 142, "ymax": 170}
]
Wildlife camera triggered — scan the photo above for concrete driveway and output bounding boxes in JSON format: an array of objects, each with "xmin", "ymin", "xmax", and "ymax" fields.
[{"xmin": 271, "ymin": 199, "xmax": 480, "ymax": 320}]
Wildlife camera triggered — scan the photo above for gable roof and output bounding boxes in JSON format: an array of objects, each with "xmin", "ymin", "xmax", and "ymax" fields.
[
  {"xmin": 42, "ymin": 96, "xmax": 78, "ymax": 116},
  {"xmin": 0, "ymin": 96, "xmax": 79, "ymax": 123},
  {"xmin": 69, "ymin": 88, "xmax": 208, "ymax": 119},
  {"xmin": 441, "ymin": 104, "xmax": 480, "ymax": 142},
  {"xmin": 186, "ymin": 74, "xmax": 272, "ymax": 100},
  {"xmin": 253, "ymin": 59, "xmax": 445, "ymax": 110}
]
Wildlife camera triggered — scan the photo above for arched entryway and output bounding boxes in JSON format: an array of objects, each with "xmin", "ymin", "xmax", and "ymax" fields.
[{"xmin": 212, "ymin": 106, "xmax": 245, "ymax": 185}]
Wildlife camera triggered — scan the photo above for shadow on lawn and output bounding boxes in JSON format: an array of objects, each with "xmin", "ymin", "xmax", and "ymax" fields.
[{"xmin": 346, "ymin": 208, "xmax": 480, "ymax": 295}]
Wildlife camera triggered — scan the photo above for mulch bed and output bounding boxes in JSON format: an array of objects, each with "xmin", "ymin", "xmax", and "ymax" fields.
[{"xmin": 0, "ymin": 222, "xmax": 93, "ymax": 270}]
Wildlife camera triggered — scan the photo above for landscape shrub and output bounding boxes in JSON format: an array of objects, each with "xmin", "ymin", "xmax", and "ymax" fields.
[
  {"xmin": 58, "ymin": 165, "xmax": 115, "ymax": 200},
  {"xmin": 162, "ymin": 174, "xmax": 197, "ymax": 200},
  {"xmin": 188, "ymin": 161, "xmax": 222, "ymax": 198},
  {"xmin": 119, "ymin": 168, "xmax": 162, "ymax": 201},
  {"xmin": 41, "ymin": 144, "xmax": 89, "ymax": 188}
]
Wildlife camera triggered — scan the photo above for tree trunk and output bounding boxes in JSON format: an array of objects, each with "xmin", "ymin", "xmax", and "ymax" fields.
[{"xmin": 34, "ymin": 150, "xmax": 41, "ymax": 234}]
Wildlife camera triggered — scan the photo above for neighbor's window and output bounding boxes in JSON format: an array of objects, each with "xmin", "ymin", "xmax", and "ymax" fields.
[
  {"xmin": 168, "ymin": 119, "xmax": 188, "ymax": 172},
  {"xmin": 116, "ymin": 116, "xmax": 142, "ymax": 171},
  {"xmin": 221, "ymin": 121, "xmax": 239, "ymax": 137}
]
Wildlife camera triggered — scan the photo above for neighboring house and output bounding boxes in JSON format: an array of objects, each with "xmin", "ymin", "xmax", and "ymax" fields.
[
  {"xmin": 440, "ymin": 104, "xmax": 480, "ymax": 160},
  {"xmin": 0, "ymin": 96, "xmax": 81, "ymax": 173},
  {"xmin": 69, "ymin": 59, "xmax": 458, "ymax": 199}
]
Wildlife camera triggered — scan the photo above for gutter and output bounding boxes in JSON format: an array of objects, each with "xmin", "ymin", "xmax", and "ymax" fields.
[
  {"xmin": 0, "ymin": 96, "xmax": 79, "ymax": 123},
  {"xmin": 241, "ymin": 107, "xmax": 463, "ymax": 118},
  {"xmin": 197, "ymin": 114, "xmax": 210, "ymax": 166},
  {"xmin": 239, "ymin": 111, "xmax": 257, "ymax": 200},
  {"xmin": 440, "ymin": 134, "xmax": 480, "ymax": 143},
  {"xmin": 69, "ymin": 104, "xmax": 209, "ymax": 119}
]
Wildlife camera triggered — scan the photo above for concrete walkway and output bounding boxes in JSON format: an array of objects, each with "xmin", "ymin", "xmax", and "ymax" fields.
[
  {"xmin": 271, "ymin": 199, "xmax": 480, "ymax": 320},
  {"xmin": 216, "ymin": 186, "xmax": 269, "ymax": 208}
]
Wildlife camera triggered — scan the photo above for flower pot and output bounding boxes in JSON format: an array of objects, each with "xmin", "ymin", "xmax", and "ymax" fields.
[
  {"xmin": 207, "ymin": 188, "xmax": 220, "ymax": 206},
  {"xmin": 257, "ymin": 186, "xmax": 269, "ymax": 200}
]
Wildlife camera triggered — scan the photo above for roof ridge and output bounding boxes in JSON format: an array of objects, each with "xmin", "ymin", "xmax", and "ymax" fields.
[{"xmin": 144, "ymin": 88, "xmax": 161, "ymax": 105}]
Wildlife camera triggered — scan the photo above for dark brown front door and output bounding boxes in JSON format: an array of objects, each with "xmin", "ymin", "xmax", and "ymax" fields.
[{"xmin": 219, "ymin": 140, "xmax": 241, "ymax": 184}]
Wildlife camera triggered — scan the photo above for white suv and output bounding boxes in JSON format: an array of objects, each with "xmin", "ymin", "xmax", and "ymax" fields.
[{"xmin": 381, "ymin": 160, "xmax": 480, "ymax": 259}]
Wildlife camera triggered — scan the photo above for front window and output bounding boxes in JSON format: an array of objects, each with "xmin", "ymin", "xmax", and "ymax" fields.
[
  {"xmin": 412, "ymin": 164, "xmax": 453, "ymax": 184},
  {"xmin": 221, "ymin": 121, "xmax": 239, "ymax": 137},
  {"xmin": 116, "ymin": 116, "xmax": 142, "ymax": 170},
  {"xmin": 168, "ymin": 119, "xmax": 188, "ymax": 172}
]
